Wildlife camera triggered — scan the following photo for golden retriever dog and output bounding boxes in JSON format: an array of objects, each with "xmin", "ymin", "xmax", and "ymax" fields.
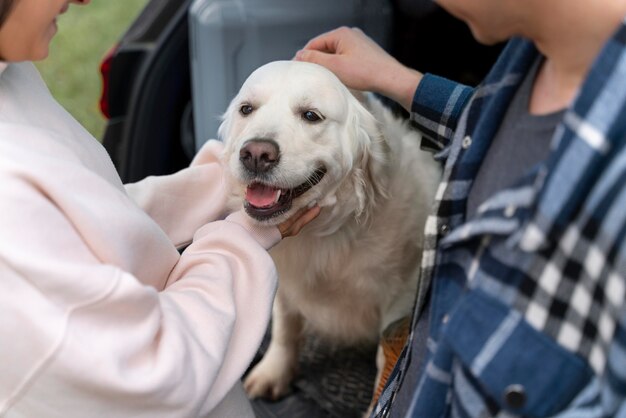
[{"xmin": 218, "ymin": 60, "xmax": 441, "ymax": 408}]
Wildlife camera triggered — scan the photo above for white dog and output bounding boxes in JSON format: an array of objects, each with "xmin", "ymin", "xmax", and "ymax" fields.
[{"xmin": 218, "ymin": 60, "xmax": 441, "ymax": 407}]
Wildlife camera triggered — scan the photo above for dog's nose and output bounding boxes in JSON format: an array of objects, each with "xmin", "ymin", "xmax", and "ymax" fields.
[{"xmin": 239, "ymin": 139, "xmax": 280, "ymax": 174}]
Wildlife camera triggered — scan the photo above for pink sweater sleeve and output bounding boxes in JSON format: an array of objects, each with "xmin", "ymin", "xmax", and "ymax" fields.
[
  {"xmin": 125, "ymin": 140, "xmax": 238, "ymax": 248},
  {"xmin": 161, "ymin": 216, "xmax": 280, "ymax": 408}
]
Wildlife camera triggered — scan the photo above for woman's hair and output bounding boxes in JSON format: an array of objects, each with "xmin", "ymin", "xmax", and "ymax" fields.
[{"xmin": 0, "ymin": 0, "xmax": 16, "ymax": 30}]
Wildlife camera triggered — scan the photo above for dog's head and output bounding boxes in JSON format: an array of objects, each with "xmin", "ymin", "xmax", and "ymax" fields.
[{"xmin": 219, "ymin": 60, "xmax": 389, "ymax": 226}]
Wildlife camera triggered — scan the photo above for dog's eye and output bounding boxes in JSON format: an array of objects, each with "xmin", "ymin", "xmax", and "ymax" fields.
[
  {"xmin": 302, "ymin": 110, "xmax": 322, "ymax": 123},
  {"xmin": 240, "ymin": 104, "xmax": 254, "ymax": 116}
]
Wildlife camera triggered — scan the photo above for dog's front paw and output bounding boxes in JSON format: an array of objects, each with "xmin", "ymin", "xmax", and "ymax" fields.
[{"xmin": 243, "ymin": 351, "xmax": 297, "ymax": 401}]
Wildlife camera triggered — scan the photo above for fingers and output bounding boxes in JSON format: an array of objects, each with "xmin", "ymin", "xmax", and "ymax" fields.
[
  {"xmin": 300, "ymin": 26, "xmax": 353, "ymax": 54},
  {"xmin": 295, "ymin": 47, "xmax": 357, "ymax": 86},
  {"xmin": 278, "ymin": 205, "xmax": 321, "ymax": 238},
  {"xmin": 294, "ymin": 49, "xmax": 334, "ymax": 69},
  {"xmin": 294, "ymin": 27, "xmax": 351, "ymax": 69},
  {"xmin": 300, "ymin": 33, "xmax": 337, "ymax": 54},
  {"xmin": 294, "ymin": 26, "xmax": 395, "ymax": 93},
  {"xmin": 295, "ymin": 25, "xmax": 422, "ymax": 112}
]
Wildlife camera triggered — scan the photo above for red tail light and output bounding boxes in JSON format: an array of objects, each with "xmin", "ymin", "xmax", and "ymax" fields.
[{"xmin": 98, "ymin": 45, "xmax": 117, "ymax": 119}]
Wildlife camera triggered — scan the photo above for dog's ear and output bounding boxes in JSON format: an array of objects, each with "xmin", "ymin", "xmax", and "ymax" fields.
[
  {"xmin": 347, "ymin": 94, "xmax": 391, "ymax": 223},
  {"xmin": 217, "ymin": 101, "xmax": 234, "ymax": 144},
  {"xmin": 217, "ymin": 98, "xmax": 242, "ymax": 160}
]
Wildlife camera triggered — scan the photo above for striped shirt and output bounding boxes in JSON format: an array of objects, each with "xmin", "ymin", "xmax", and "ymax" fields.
[{"xmin": 373, "ymin": 23, "xmax": 626, "ymax": 418}]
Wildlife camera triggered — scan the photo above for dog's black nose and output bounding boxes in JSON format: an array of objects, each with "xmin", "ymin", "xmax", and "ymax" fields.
[{"xmin": 239, "ymin": 139, "xmax": 280, "ymax": 174}]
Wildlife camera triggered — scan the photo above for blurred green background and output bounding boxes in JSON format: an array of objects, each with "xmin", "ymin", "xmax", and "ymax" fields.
[{"xmin": 36, "ymin": 0, "xmax": 149, "ymax": 140}]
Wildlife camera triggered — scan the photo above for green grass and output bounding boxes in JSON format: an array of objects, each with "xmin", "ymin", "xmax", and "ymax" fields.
[{"xmin": 36, "ymin": 0, "xmax": 149, "ymax": 140}]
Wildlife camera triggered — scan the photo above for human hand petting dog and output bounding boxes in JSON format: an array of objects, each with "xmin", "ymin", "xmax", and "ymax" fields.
[
  {"xmin": 294, "ymin": 26, "xmax": 422, "ymax": 112},
  {"xmin": 277, "ymin": 205, "xmax": 321, "ymax": 238}
]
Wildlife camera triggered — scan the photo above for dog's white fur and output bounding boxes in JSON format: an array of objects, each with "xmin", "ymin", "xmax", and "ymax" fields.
[{"xmin": 219, "ymin": 61, "xmax": 441, "ymax": 403}]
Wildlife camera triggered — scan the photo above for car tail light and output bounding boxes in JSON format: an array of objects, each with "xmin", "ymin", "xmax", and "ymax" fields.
[{"xmin": 99, "ymin": 45, "xmax": 117, "ymax": 119}]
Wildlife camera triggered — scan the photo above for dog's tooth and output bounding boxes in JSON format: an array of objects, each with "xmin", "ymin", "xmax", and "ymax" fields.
[{"xmin": 274, "ymin": 189, "xmax": 282, "ymax": 203}]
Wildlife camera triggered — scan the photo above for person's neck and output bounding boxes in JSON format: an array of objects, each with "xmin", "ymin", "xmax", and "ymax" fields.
[{"xmin": 528, "ymin": 0, "xmax": 626, "ymax": 115}]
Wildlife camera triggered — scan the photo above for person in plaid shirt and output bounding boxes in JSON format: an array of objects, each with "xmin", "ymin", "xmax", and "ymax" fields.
[{"xmin": 296, "ymin": 0, "xmax": 626, "ymax": 416}]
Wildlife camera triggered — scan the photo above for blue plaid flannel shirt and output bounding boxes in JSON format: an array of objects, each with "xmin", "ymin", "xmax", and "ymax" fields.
[{"xmin": 373, "ymin": 22, "xmax": 626, "ymax": 418}]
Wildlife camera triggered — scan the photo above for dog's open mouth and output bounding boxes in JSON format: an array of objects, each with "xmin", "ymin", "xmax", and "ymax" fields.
[{"xmin": 244, "ymin": 167, "xmax": 327, "ymax": 220}]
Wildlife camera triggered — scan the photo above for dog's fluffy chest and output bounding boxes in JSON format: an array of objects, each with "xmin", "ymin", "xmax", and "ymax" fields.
[{"xmin": 269, "ymin": 227, "xmax": 418, "ymax": 344}]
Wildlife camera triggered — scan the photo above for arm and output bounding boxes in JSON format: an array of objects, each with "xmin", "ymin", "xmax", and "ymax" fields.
[{"xmin": 124, "ymin": 140, "xmax": 232, "ymax": 248}]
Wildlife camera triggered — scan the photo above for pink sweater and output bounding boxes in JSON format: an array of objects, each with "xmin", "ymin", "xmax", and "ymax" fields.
[{"xmin": 0, "ymin": 62, "xmax": 280, "ymax": 416}]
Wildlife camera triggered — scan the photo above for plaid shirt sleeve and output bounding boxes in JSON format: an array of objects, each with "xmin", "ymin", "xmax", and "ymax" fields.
[{"xmin": 410, "ymin": 74, "xmax": 474, "ymax": 154}]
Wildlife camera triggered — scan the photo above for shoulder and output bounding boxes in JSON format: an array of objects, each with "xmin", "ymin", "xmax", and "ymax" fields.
[{"xmin": 0, "ymin": 122, "xmax": 80, "ymax": 165}]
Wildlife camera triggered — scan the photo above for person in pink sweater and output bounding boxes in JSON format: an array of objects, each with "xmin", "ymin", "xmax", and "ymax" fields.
[{"xmin": 0, "ymin": 1, "xmax": 320, "ymax": 417}]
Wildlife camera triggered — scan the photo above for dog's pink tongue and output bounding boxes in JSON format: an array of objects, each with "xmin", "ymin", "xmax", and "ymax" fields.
[{"xmin": 246, "ymin": 184, "xmax": 280, "ymax": 207}]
